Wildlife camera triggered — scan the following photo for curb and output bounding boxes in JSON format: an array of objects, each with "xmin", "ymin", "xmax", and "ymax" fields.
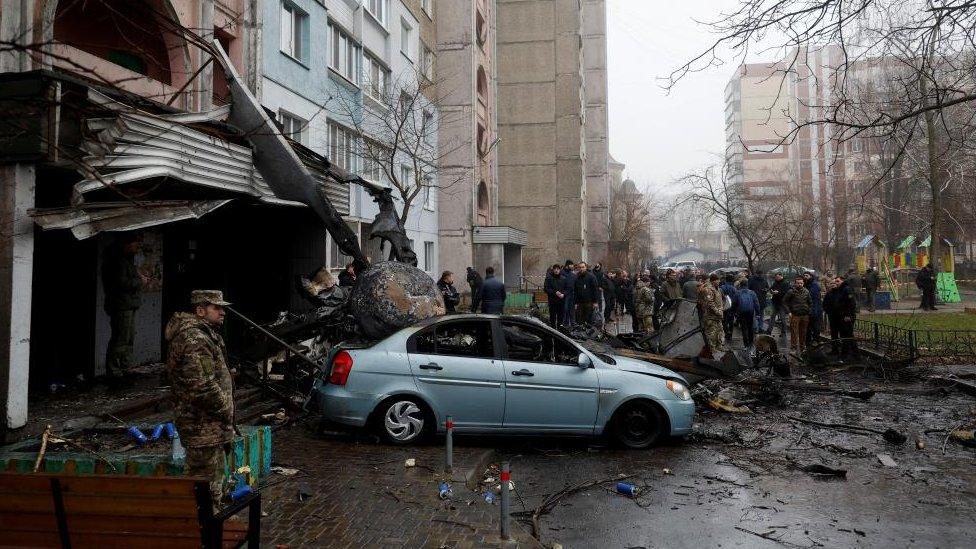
[{"xmin": 464, "ymin": 448, "xmax": 497, "ymax": 490}]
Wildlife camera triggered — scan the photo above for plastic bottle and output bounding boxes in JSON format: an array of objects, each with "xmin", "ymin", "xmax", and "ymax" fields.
[
  {"xmin": 438, "ymin": 481, "xmax": 452, "ymax": 499},
  {"xmin": 172, "ymin": 431, "xmax": 185, "ymax": 463},
  {"xmin": 127, "ymin": 426, "xmax": 148, "ymax": 445},
  {"xmin": 150, "ymin": 424, "xmax": 165, "ymax": 441}
]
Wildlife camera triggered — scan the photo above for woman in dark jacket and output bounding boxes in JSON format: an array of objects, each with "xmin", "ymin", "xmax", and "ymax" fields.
[{"xmin": 437, "ymin": 271, "xmax": 461, "ymax": 314}]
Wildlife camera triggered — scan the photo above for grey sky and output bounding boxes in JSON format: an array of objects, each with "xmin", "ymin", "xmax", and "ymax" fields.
[{"xmin": 606, "ymin": 0, "xmax": 737, "ymax": 194}]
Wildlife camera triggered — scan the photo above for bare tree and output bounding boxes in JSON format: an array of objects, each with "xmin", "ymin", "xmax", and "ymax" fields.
[
  {"xmin": 670, "ymin": 1, "xmax": 976, "ymax": 272},
  {"xmin": 331, "ymin": 71, "xmax": 463, "ymax": 228},
  {"xmin": 609, "ymin": 181, "xmax": 656, "ymax": 270},
  {"xmin": 678, "ymin": 163, "xmax": 784, "ymax": 272}
]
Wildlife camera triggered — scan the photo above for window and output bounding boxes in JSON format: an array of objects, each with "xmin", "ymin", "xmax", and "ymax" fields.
[
  {"xmin": 420, "ymin": 43, "xmax": 434, "ymax": 80},
  {"xmin": 423, "ymin": 177, "xmax": 434, "ymax": 209},
  {"xmin": 413, "ymin": 321, "xmax": 495, "ymax": 358},
  {"xmin": 501, "ymin": 321, "xmax": 580, "ymax": 365},
  {"xmin": 400, "ymin": 20, "xmax": 412, "ymax": 59},
  {"xmin": 366, "ymin": 0, "xmax": 387, "ymax": 25},
  {"xmin": 329, "ymin": 122, "xmax": 357, "ymax": 171},
  {"xmin": 280, "ymin": 2, "xmax": 306, "ymax": 62},
  {"xmin": 330, "ymin": 23, "xmax": 360, "ymax": 83},
  {"xmin": 400, "ymin": 164, "xmax": 414, "ymax": 189},
  {"xmin": 278, "ymin": 110, "xmax": 307, "ymax": 145},
  {"xmin": 424, "ymin": 241, "xmax": 434, "ymax": 271},
  {"xmin": 422, "ymin": 110, "xmax": 434, "ymax": 142},
  {"xmin": 363, "ymin": 52, "xmax": 389, "ymax": 102},
  {"xmin": 852, "ymin": 138, "xmax": 863, "ymax": 153},
  {"xmin": 328, "ymin": 233, "xmax": 354, "ymax": 270}
]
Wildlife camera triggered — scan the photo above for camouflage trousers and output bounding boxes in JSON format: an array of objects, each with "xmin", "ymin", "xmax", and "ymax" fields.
[
  {"xmin": 105, "ymin": 309, "xmax": 136, "ymax": 377},
  {"xmin": 638, "ymin": 315, "xmax": 654, "ymax": 333},
  {"xmin": 186, "ymin": 444, "xmax": 227, "ymax": 509},
  {"xmin": 702, "ymin": 316, "xmax": 724, "ymax": 353}
]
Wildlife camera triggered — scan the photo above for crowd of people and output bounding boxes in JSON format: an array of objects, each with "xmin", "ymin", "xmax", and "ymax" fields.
[{"xmin": 429, "ymin": 260, "xmax": 946, "ymax": 361}]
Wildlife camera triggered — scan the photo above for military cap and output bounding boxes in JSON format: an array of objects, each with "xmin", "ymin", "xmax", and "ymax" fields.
[{"xmin": 191, "ymin": 290, "xmax": 231, "ymax": 306}]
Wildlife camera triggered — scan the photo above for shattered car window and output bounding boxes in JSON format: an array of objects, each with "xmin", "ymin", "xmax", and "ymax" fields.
[
  {"xmin": 502, "ymin": 322, "xmax": 579, "ymax": 365},
  {"xmin": 414, "ymin": 321, "xmax": 495, "ymax": 358}
]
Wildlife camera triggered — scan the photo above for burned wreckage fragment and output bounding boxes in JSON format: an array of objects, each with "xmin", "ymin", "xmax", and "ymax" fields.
[{"xmin": 210, "ymin": 42, "xmax": 444, "ymax": 398}]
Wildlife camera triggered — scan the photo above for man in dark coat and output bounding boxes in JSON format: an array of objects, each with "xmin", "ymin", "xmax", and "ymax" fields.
[
  {"xmin": 437, "ymin": 271, "xmax": 461, "ymax": 314},
  {"xmin": 543, "ymin": 264, "xmax": 564, "ymax": 327},
  {"xmin": 916, "ymin": 264, "xmax": 937, "ymax": 310},
  {"xmin": 803, "ymin": 272, "xmax": 823, "ymax": 346},
  {"xmin": 719, "ymin": 275, "xmax": 739, "ymax": 342},
  {"xmin": 466, "ymin": 267, "xmax": 483, "ymax": 313},
  {"xmin": 574, "ymin": 262, "xmax": 600, "ymax": 325},
  {"xmin": 748, "ymin": 270, "xmax": 770, "ymax": 332},
  {"xmin": 863, "ymin": 266, "xmax": 881, "ymax": 312},
  {"xmin": 561, "ymin": 260, "xmax": 578, "ymax": 327},
  {"xmin": 602, "ymin": 270, "xmax": 617, "ymax": 323},
  {"xmin": 823, "ymin": 276, "xmax": 859, "ymax": 359},
  {"xmin": 480, "ymin": 266, "xmax": 506, "ymax": 314},
  {"xmin": 767, "ymin": 273, "xmax": 790, "ymax": 338}
]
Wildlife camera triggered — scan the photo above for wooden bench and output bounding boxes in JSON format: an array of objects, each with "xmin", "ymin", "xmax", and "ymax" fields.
[{"xmin": 0, "ymin": 472, "xmax": 260, "ymax": 548}]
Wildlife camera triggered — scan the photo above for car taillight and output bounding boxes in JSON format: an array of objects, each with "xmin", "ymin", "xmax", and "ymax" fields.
[{"xmin": 329, "ymin": 350, "xmax": 353, "ymax": 385}]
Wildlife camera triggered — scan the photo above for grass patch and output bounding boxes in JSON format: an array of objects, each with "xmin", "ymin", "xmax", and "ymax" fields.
[{"xmin": 860, "ymin": 312, "xmax": 976, "ymax": 331}]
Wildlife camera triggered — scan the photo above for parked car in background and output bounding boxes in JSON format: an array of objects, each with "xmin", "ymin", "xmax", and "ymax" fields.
[
  {"xmin": 314, "ymin": 315, "xmax": 695, "ymax": 449},
  {"xmin": 709, "ymin": 267, "xmax": 748, "ymax": 278},
  {"xmin": 768, "ymin": 265, "xmax": 816, "ymax": 279}
]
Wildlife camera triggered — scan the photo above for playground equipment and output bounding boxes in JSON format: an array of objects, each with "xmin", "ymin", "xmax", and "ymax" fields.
[
  {"xmin": 919, "ymin": 235, "xmax": 960, "ymax": 303},
  {"xmin": 855, "ymin": 235, "xmax": 898, "ymax": 301}
]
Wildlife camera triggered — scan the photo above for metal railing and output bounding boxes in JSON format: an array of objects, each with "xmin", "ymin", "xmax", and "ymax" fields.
[{"xmin": 829, "ymin": 318, "xmax": 976, "ymax": 363}]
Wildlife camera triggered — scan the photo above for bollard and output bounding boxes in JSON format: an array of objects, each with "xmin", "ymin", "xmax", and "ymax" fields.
[
  {"xmin": 445, "ymin": 415, "xmax": 454, "ymax": 474},
  {"xmin": 500, "ymin": 461, "xmax": 511, "ymax": 540}
]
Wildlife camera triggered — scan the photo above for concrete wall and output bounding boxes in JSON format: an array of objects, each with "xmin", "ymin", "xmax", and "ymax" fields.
[
  {"xmin": 496, "ymin": 0, "xmax": 586, "ymax": 275},
  {"xmin": 435, "ymin": 0, "xmax": 499, "ymax": 278},
  {"xmin": 581, "ymin": 0, "xmax": 610, "ymax": 265}
]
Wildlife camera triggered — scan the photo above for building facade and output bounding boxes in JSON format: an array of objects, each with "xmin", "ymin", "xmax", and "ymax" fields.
[
  {"xmin": 493, "ymin": 0, "xmax": 611, "ymax": 276},
  {"xmin": 259, "ymin": 0, "xmax": 440, "ymax": 278}
]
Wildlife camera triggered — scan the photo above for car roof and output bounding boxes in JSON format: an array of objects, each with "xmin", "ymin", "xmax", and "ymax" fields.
[{"xmin": 408, "ymin": 313, "xmax": 546, "ymax": 329}]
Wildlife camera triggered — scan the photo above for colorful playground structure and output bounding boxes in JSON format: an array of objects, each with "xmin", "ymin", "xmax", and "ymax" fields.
[{"xmin": 854, "ymin": 234, "xmax": 960, "ymax": 304}]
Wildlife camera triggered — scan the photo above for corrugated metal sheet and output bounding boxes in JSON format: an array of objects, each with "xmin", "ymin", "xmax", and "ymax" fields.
[
  {"xmin": 73, "ymin": 112, "xmax": 349, "ymax": 214},
  {"xmin": 472, "ymin": 226, "xmax": 528, "ymax": 246}
]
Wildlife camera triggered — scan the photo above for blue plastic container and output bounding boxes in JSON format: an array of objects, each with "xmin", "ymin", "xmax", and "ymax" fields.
[
  {"xmin": 127, "ymin": 426, "xmax": 148, "ymax": 445},
  {"xmin": 150, "ymin": 424, "xmax": 165, "ymax": 441},
  {"xmin": 615, "ymin": 482, "xmax": 638, "ymax": 497}
]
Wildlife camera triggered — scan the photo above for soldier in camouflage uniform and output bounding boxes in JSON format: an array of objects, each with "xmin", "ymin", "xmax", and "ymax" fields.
[
  {"xmin": 633, "ymin": 276, "xmax": 656, "ymax": 333},
  {"xmin": 102, "ymin": 234, "xmax": 144, "ymax": 382},
  {"xmin": 164, "ymin": 290, "xmax": 234, "ymax": 507},
  {"xmin": 697, "ymin": 274, "xmax": 725, "ymax": 355}
]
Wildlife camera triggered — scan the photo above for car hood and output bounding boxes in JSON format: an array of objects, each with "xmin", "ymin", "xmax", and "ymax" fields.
[{"xmin": 611, "ymin": 355, "xmax": 688, "ymax": 384}]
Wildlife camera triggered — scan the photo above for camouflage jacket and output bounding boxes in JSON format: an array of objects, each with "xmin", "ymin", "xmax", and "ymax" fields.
[
  {"xmin": 697, "ymin": 284, "xmax": 724, "ymax": 320},
  {"xmin": 164, "ymin": 312, "xmax": 234, "ymax": 447},
  {"xmin": 634, "ymin": 283, "xmax": 655, "ymax": 317}
]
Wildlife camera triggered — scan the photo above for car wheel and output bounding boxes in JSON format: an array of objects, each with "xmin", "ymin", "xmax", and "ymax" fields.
[
  {"xmin": 611, "ymin": 401, "xmax": 666, "ymax": 449},
  {"xmin": 377, "ymin": 398, "xmax": 430, "ymax": 445}
]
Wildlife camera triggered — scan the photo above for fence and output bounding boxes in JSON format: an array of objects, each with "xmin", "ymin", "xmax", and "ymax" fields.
[{"xmin": 837, "ymin": 318, "xmax": 976, "ymax": 363}]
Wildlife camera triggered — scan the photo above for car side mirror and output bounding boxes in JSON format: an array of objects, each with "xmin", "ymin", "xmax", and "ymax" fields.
[{"xmin": 577, "ymin": 353, "xmax": 592, "ymax": 369}]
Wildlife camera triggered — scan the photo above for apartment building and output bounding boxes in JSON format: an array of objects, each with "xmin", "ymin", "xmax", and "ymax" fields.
[
  {"xmin": 494, "ymin": 0, "xmax": 612, "ymax": 275},
  {"xmin": 726, "ymin": 46, "xmax": 855, "ymax": 268},
  {"xmin": 259, "ymin": 0, "xmax": 440, "ymax": 277}
]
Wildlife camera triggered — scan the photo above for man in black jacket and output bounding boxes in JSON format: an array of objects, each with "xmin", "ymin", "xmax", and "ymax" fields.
[
  {"xmin": 466, "ymin": 266, "xmax": 483, "ymax": 313},
  {"xmin": 917, "ymin": 264, "xmax": 937, "ymax": 310},
  {"xmin": 748, "ymin": 270, "xmax": 770, "ymax": 331},
  {"xmin": 437, "ymin": 271, "xmax": 461, "ymax": 314},
  {"xmin": 561, "ymin": 261, "xmax": 578, "ymax": 327},
  {"xmin": 767, "ymin": 273, "xmax": 790, "ymax": 338},
  {"xmin": 823, "ymin": 276, "xmax": 859, "ymax": 359},
  {"xmin": 602, "ymin": 269, "xmax": 617, "ymax": 324},
  {"xmin": 480, "ymin": 266, "xmax": 506, "ymax": 314},
  {"xmin": 543, "ymin": 264, "xmax": 564, "ymax": 327},
  {"xmin": 574, "ymin": 262, "xmax": 600, "ymax": 325}
]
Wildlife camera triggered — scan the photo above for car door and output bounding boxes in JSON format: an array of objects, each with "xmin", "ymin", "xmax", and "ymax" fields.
[
  {"xmin": 499, "ymin": 320, "xmax": 600, "ymax": 433},
  {"xmin": 406, "ymin": 319, "xmax": 505, "ymax": 430}
]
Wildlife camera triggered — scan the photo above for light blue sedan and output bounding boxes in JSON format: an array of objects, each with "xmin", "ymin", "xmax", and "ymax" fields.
[{"xmin": 313, "ymin": 315, "xmax": 695, "ymax": 448}]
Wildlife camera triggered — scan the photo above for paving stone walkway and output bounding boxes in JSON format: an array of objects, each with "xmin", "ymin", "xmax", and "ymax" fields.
[{"xmin": 260, "ymin": 425, "xmax": 532, "ymax": 548}]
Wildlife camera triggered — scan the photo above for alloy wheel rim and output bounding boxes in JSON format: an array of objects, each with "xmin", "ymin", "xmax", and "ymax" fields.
[{"xmin": 384, "ymin": 401, "xmax": 424, "ymax": 441}]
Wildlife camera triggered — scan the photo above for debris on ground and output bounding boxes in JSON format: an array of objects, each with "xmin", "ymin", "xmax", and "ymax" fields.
[
  {"xmin": 708, "ymin": 396, "xmax": 751, "ymax": 413},
  {"xmin": 949, "ymin": 429, "xmax": 976, "ymax": 447},
  {"xmin": 877, "ymin": 453, "xmax": 898, "ymax": 467},
  {"xmin": 270, "ymin": 466, "xmax": 300, "ymax": 476},
  {"xmin": 796, "ymin": 463, "xmax": 848, "ymax": 479}
]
